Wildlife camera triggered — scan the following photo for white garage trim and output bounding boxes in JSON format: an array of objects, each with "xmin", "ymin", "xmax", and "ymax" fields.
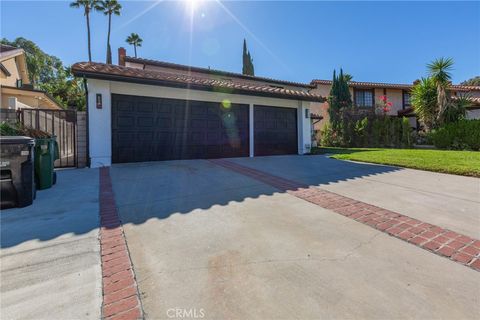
[{"xmin": 87, "ymin": 79, "xmax": 312, "ymax": 168}]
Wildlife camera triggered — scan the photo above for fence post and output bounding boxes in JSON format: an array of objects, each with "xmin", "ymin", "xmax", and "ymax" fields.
[{"xmin": 76, "ymin": 111, "xmax": 87, "ymax": 168}]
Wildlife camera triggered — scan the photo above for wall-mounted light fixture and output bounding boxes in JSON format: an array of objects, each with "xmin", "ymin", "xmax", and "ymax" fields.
[
  {"xmin": 305, "ymin": 108, "xmax": 310, "ymax": 119},
  {"xmin": 96, "ymin": 93, "xmax": 103, "ymax": 109}
]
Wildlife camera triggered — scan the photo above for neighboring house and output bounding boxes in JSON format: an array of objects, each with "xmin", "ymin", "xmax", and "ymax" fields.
[
  {"xmin": 0, "ymin": 44, "xmax": 61, "ymax": 110},
  {"xmin": 309, "ymin": 79, "xmax": 480, "ymax": 132},
  {"xmin": 71, "ymin": 47, "xmax": 325, "ymax": 168}
]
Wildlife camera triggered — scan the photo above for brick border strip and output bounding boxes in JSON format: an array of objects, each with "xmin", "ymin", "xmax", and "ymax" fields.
[
  {"xmin": 99, "ymin": 167, "xmax": 144, "ymax": 320},
  {"xmin": 210, "ymin": 159, "xmax": 480, "ymax": 271}
]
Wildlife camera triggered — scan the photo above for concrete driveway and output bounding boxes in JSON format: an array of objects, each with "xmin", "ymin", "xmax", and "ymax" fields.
[
  {"xmin": 0, "ymin": 169, "xmax": 102, "ymax": 320},
  {"xmin": 110, "ymin": 156, "xmax": 480, "ymax": 320}
]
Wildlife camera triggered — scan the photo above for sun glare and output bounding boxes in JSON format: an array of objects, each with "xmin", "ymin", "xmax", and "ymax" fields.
[{"xmin": 186, "ymin": 0, "xmax": 202, "ymax": 13}]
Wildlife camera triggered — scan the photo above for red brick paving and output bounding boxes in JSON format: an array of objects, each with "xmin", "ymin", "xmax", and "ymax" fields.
[
  {"xmin": 99, "ymin": 167, "xmax": 143, "ymax": 320},
  {"xmin": 210, "ymin": 159, "xmax": 480, "ymax": 272}
]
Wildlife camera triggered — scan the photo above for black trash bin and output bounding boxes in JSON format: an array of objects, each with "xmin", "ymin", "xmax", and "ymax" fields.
[{"xmin": 1, "ymin": 136, "xmax": 35, "ymax": 209}]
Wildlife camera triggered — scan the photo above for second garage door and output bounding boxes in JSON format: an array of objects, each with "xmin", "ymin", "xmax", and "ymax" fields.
[
  {"xmin": 111, "ymin": 94, "xmax": 249, "ymax": 163},
  {"xmin": 254, "ymin": 105, "xmax": 298, "ymax": 156}
]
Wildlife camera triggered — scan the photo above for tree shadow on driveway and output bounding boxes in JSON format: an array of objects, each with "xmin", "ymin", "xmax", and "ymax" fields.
[
  {"xmin": 1, "ymin": 155, "xmax": 400, "ymax": 248},
  {"xmin": 108, "ymin": 155, "xmax": 402, "ymax": 225}
]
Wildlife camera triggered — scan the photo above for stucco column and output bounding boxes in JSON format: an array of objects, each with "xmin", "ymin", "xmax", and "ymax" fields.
[
  {"xmin": 249, "ymin": 103, "xmax": 254, "ymax": 157},
  {"xmin": 87, "ymin": 79, "xmax": 112, "ymax": 168}
]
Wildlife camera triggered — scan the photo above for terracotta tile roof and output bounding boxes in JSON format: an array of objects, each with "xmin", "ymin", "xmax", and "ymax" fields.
[
  {"xmin": 452, "ymin": 95, "xmax": 480, "ymax": 106},
  {"xmin": 72, "ymin": 62, "xmax": 326, "ymax": 102},
  {"xmin": 398, "ymin": 97, "xmax": 480, "ymax": 117},
  {"xmin": 0, "ymin": 44, "xmax": 18, "ymax": 53},
  {"xmin": 311, "ymin": 79, "xmax": 480, "ymax": 92},
  {"xmin": 125, "ymin": 56, "xmax": 315, "ymax": 89}
]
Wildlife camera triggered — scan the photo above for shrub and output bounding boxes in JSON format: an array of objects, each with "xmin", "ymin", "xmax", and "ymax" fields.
[
  {"xmin": 320, "ymin": 115, "xmax": 413, "ymax": 149},
  {"xmin": 429, "ymin": 120, "xmax": 480, "ymax": 150}
]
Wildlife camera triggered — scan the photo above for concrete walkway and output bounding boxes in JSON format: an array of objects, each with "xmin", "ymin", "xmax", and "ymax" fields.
[
  {"xmin": 0, "ymin": 169, "xmax": 102, "ymax": 320},
  {"xmin": 110, "ymin": 158, "xmax": 480, "ymax": 320}
]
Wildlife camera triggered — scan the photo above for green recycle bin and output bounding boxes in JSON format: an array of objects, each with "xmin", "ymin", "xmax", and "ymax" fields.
[{"xmin": 34, "ymin": 137, "xmax": 59, "ymax": 190}]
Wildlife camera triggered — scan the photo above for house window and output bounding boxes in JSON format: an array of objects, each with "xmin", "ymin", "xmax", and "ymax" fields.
[
  {"xmin": 355, "ymin": 89, "xmax": 374, "ymax": 107},
  {"xmin": 403, "ymin": 91, "xmax": 411, "ymax": 109}
]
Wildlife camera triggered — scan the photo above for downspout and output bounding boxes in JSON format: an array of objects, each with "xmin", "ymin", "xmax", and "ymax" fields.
[{"xmin": 83, "ymin": 77, "xmax": 91, "ymax": 168}]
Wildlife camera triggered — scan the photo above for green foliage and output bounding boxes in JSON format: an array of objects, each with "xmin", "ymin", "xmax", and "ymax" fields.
[
  {"xmin": 411, "ymin": 77, "xmax": 438, "ymax": 131},
  {"xmin": 442, "ymin": 94, "xmax": 470, "ymax": 124},
  {"xmin": 428, "ymin": 120, "xmax": 480, "ymax": 151},
  {"xmin": 242, "ymin": 39, "xmax": 255, "ymax": 76},
  {"xmin": 401, "ymin": 117, "xmax": 411, "ymax": 147},
  {"xmin": 0, "ymin": 122, "xmax": 21, "ymax": 136},
  {"xmin": 96, "ymin": 0, "xmax": 122, "ymax": 64},
  {"xmin": 327, "ymin": 68, "xmax": 352, "ymax": 130},
  {"xmin": 313, "ymin": 147, "xmax": 480, "ymax": 177},
  {"xmin": 70, "ymin": 0, "xmax": 99, "ymax": 62},
  {"xmin": 126, "ymin": 33, "xmax": 143, "ymax": 57},
  {"xmin": 461, "ymin": 76, "xmax": 480, "ymax": 86},
  {"xmin": 320, "ymin": 114, "xmax": 413, "ymax": 149},
  {"xmin": 427, "ymin": 57, "xmax": 454, "ymax": 85},
  {"xmin": 0, "ymin": 37, "xmax": 86, "ymax": 110}
]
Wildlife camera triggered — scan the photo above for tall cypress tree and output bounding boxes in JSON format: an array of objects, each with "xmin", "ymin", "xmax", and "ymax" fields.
[
  {"xmin": 328, "ymin": 68, "xmax": 352, "ymax": 129},
  {"xmin": 242, "ymin": 39, "xmax": 255, "ymax": 76},
  {"xmin": 242, "ymin": 39, "xmax": 248, "ymax": 75}
]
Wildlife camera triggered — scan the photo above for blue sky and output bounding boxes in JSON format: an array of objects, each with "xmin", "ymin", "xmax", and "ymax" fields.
[{"xmin": 1, "ymin": 1, "xmax": 479, "ymax": 84}]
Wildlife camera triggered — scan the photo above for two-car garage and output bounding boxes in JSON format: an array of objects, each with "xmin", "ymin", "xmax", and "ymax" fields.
[
  {"xmin": 72, "ymin": 61, "xmax": 324, "ymax": 167},
  {"xmin": 111, "ymin": 94, "xmax": 297, "ymax": 163}
]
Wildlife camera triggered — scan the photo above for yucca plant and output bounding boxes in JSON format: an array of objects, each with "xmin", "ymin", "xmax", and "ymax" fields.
[
  {"xmin": 411, "ymin": 77, "xmax": 438, "ymax": 131},
  {"xmin": 427, "ymin": 57, "xmax": 454, "ymax": 124},
  {"xmin": 442, "ymin": 94, "xmax": 471, "ymax": 124}
]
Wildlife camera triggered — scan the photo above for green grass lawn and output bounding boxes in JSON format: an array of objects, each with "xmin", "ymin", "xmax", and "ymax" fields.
[{"xmin": 312, "ymin": 147, "xmax": 480, "ymax": 177}]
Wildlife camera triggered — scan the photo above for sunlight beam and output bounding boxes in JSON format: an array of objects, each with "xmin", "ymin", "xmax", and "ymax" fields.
[
  {"xmin": 213, "ymin": 0, "xmax": 290, "ymax": 73},
  {"xmin": 115, "ymin": 0, "xmax": 164, "ymax": 33}
]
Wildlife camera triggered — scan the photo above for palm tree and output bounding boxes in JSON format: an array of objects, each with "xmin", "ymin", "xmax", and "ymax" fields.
[
  {"xmin": 126, "ymin": 33, "xmax": 142, "ymax": 58},
  {"xmin": 427, "ymin": 57, "xmax": 454, "ymax": 123},
  {"xmin": 70, "ymin": 0, "xmax": 99, "ymax": 62},
  {"xmin": 96, "ymin": 0, "xmax": 121, "ymax": 64}
]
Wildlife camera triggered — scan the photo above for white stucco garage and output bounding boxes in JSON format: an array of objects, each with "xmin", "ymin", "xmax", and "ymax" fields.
[{"xmin": 72, "ymin": 60, "xmax": 325, "ymax": 168}]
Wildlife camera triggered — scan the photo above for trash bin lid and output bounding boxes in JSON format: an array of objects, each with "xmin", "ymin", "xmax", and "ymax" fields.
[{"xmin": 0, "ymin": 136, "xmax": 35, "ymax": 145}]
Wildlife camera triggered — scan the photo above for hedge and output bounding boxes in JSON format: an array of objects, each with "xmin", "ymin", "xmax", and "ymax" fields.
[{"xmin": 428, "ymin": 119, "xmax": 480, "ymax": 151}]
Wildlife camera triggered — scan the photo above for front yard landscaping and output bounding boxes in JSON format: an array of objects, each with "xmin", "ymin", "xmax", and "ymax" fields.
[{"xmin": 313, "ymin": 147, "xmax": 480, "ymax": 177}]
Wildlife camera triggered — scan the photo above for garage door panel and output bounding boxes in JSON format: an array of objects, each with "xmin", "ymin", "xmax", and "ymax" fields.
[
  {"xmin": 254, "ymin": 105, "xmax": 297, "ymax": 156},
  {"xmin": 117, "ymin": 100, "xmax": 134, "ymax": 112},
  {"xmin": 112, "ymin": 94, "xmax": 249, "ymax": 163},
  {"xmin": 117, "ymin": 116, "xmax": 135, "ymax": 127},
  {"xmin": 137, "ymin": 117, "xmax": 154, "ymax": 127},
  {"xmin": 137, "ymin": 102, "xmax": 155, "ymax": 113}
]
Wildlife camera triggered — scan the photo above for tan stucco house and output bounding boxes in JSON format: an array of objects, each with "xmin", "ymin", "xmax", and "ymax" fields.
[
  {"xmin": 0, "ymin": 44, "xmax": 62, "ymax": 110},
  {"xmin": 309, "ymin": 79, "xmax": 480, "ymax": 133}
]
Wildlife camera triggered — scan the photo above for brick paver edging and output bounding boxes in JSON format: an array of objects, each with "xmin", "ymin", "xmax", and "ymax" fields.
[
  {"xmin": 99, "ymin": 167, "xmax": 144, "ymax": 320},
  {"xmin": 209, "ymin": 159, "xmax": 480, "ymax": 271}
]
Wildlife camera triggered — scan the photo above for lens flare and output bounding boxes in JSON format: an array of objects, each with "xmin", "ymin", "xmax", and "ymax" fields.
[{"xmin": 221, "ymin": 99, "xmax": 232, "ymax": 109}]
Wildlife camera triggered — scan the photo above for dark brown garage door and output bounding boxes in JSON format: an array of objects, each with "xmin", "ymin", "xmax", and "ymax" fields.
[
  {"xmin": 254, "ymin": 105, "xmax": 298, "ymax": 156},
  {"xmin": 111, "ymin": 94, "xmax": 249, "ymax": 163}
]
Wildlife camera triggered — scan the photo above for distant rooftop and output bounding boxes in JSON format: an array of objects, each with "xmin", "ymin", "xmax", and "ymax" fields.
[
  {"xmin": 125, "ymin": 56, "xmax": 315, "ymax": 89},
  {"xmin": 311, "ymin": 79, "xmax": 480, "ymax": 92}
]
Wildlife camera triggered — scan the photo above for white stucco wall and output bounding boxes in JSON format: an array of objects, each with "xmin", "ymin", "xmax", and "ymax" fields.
[
  {"xmin": 466, "ymin": 109, "xmax": 480, "ymax": 120},
  {"xmin": 87, "ymin": 79, "xmax": 312, "ymax": 168}
]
